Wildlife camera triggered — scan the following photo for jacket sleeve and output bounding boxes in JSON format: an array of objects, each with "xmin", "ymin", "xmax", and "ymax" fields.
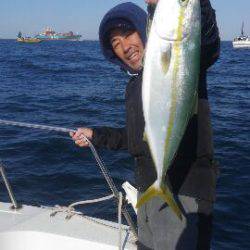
[
  {"xmin": 91, "ymin": 127, "xmax": 128, "ymax": 150},
  {"xmin": 200, "ymin": 0, "xmax": 221, "ymax": 70}
]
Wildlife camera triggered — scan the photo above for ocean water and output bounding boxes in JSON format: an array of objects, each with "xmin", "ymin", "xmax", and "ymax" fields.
[{"xmin": 0, "ymin": 40, "xmax": 249, "ymax": 249}]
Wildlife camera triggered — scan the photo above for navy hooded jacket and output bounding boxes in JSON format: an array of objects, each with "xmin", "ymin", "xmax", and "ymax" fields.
[
  {"xmin": 99, "ymin": 2, "xmax": 147, "ymax": 74},
  {"xmin": 93, "ymin": 2, "xmax": 220, "ymax": 193}
]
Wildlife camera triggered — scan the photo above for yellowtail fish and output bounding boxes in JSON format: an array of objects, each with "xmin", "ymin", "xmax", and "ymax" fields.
[{"xmin": 137, "ymin": 0, "xmax": 201, "ymax": 220}]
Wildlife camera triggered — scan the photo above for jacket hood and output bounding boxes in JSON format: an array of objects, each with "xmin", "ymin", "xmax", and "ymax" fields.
[{"xmin": 99, "ymin": 2, "xmax": 147, "ymax": 74}]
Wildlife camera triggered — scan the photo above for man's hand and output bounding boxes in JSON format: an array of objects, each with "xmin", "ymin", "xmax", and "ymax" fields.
[
  {"xmin": 145, "ymin": 0, "xmax": 158, "ymax": 4},
  {"xmin": 70, "ymin": 128, "xmax": 93, "ymax": 147}
]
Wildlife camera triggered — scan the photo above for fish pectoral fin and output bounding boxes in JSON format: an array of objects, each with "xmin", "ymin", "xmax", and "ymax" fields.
[
  {"xmin": 136, "ymin": 184, "xmax": 183, "ymax": 220},
  {"xmin": 161, "ymin": 46, "xmax": 172, "ymax": 74}
]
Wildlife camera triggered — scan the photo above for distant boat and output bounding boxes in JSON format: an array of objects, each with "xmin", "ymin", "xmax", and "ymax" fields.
[
  {"xmin": 233, "ymin": 22, "xmax": 250, "ymax": 48},
  {"xmin": 35, "ymin": 27, "xmax": 81, "ymax": 41},
  {"xmin": 16, "ymin": 31, "xmax": 42, "ymax": 43},
  {"xmin": 17, "ymin": 37, "xmax": 42, "ymax": 43}
]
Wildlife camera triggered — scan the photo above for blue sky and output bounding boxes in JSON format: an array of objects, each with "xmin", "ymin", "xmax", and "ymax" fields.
[{"xmin": 0, "ymin": 0, "xmax": 249, "ymax": 40}]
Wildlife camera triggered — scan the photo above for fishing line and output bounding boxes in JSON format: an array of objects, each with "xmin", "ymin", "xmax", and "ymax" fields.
[{"xmin": 0, "ymin": 118, "xmax": 138, "ymax": 238}]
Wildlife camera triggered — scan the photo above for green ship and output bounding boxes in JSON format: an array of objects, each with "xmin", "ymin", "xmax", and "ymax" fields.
[{"xmin": 35, "ymin": 27, "xmax": 81, "ymax": 41}]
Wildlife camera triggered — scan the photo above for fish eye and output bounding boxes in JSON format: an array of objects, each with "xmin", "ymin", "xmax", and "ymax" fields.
[{"xmin": 179, "ymin": 0, "xmax": 189, "ymax": 7}]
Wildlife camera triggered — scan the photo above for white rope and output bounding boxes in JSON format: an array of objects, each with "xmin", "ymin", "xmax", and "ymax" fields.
[
  {"xmin": 51, "ymin": 194, "xmax": 115, "ymax": 220},
  {"xmin": 69, "ymin": 192, "xmax": 123, "ymax": 249},
  {"xmin": 69, "ymin": 194, "xmax": 114, "ymax": 209},
  {"xmin": 50, "ymin": 192, "xmax": 125, "ymax": 249},
  {"xmin": 0, "ymin": 119, "xmax": 75, "ymax": 133}
]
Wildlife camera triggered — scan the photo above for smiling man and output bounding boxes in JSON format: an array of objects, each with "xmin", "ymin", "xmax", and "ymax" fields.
[
  {"xmin": 71, "ymin": 1, "xmax": 220, "ymax": 249},
  {"xmin": 110, "ymin": 28, "xmax": 144, "ymax": 71}
]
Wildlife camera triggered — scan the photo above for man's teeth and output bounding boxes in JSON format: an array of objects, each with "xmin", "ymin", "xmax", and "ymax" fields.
[{"xmin": 128, "ymin": 52, "xmax": 137, "ymax": 60}]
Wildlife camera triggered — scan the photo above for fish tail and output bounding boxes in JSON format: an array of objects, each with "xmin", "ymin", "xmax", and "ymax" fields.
[
  {"xmin": 136, "ymin": 183, "xmax": 183, "ymax": 220},
  {"xmin": 136, "ymin": 185, "xmax": 158, "ymax": 208},
  {"xmin": 160, "ymin": 185, "xmax": 183, "ymax": 220}
]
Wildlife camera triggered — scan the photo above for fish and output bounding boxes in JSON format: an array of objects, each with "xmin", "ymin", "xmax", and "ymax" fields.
[{"xmin": 136, "ymin": 0, "xmax": 201, "ymax": 220}]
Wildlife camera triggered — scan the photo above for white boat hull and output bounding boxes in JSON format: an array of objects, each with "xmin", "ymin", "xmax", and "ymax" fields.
[
  {"xmin": 233, "ymin": 41, "xmax": 250, "ymax": 48},
  {"xmin": 0, "ymin": 202, "xmax": 136, "ymax": 250}
]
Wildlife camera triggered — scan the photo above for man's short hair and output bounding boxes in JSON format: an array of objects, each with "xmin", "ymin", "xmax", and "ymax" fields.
[{"xmin": 103, "ymin": 18, "xmax": 136, "ymax": 48}]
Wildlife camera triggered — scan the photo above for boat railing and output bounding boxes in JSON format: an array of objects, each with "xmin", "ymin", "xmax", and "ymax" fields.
[
  {"xmin": 0, "ymin": 162, "xmax": 21, "ymax": 210},
  {"xmin": 0, "ymin": 161, "xmax": 133, "ymax": 249},
  {"xmin": 0, "ymin": 119, "xmax": 138, "ymax": 242}
]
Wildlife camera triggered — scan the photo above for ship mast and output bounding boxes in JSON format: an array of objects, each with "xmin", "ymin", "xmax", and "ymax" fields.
[{"xmin": 241, "ymin": 22, "xmax": 244, "ymax": 37}]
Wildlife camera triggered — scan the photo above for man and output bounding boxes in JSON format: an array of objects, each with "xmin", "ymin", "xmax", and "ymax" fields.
[{"xmin": 71, "ymin": 1, "xmax": 220, "ymax": 249}]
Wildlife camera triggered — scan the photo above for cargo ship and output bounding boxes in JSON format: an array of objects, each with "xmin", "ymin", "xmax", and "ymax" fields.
[{"xmin": 35, "ymin": 27, "xmax": 81, "ymax": 41}]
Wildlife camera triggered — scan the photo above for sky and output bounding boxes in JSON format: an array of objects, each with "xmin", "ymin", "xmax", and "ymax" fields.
[{"xmin": 0, "ymin": 0, "xmax": 249, "ymax": 41}]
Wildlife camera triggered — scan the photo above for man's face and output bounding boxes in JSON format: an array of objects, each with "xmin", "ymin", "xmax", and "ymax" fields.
[{"xmin": 110, "ymin": 29, "xmax": 144, "ymax": 71}]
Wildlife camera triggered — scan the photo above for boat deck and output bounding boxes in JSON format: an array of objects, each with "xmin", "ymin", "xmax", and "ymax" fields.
[{"xmin": 0, "ymin": 202, "xmax": 136, "ymax": 250}]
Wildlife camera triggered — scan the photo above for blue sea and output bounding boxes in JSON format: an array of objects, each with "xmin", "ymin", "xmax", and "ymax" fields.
[{"xmin": 0, "ymin": 40, "xmax": 249, "ymax": 249}]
